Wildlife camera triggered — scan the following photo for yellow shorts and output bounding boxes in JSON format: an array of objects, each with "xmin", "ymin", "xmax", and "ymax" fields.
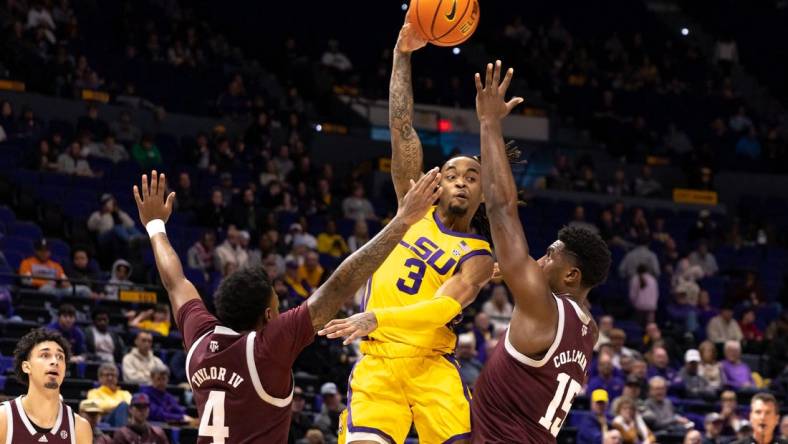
[{"xmin": 337, "ymin": 354, "xmax": 471, "ymax": 444}]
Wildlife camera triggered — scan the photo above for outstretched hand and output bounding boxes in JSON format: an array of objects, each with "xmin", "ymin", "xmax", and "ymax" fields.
[
  {"xmin": 318, "ymin": 312, "xmax": 378, "ymax": 345},
  {"xmin": 396, "ymin": 22, "xmax": 428, "ymax": 53},
  {"xmin": 475, "ymin": 60, "xmax": 524, "ymax": 123},
  {"xmin": 396, "ymin": 167, "xmax": 443, "ymax": 225},
  {"xmin": 132, "ymin": 170, "xmax": 175, "ymax": 226}
]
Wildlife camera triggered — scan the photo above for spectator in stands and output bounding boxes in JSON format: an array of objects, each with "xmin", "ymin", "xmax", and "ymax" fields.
[
  {"xmin": 647, "ymin": 346, "xmax": 676, "ymax": 382},
  {"xmin": 707, "ymin": 306, "xmax": 744, "ymax": 345},
  {"xmin": 734, "ymin": 393, "xmax": 781, "ymax": 444},
  {"xmin": 698, "ymin": 340, "xmax": 725, "ymax": 391},
  {"xmin": 112, "ymin": 393, "xmax": 169, "ymax": 444},
  {"xmin": 84, "ymin": 133, "xmax": 128, "ymax": 163},
  {"xmin": 569, "ymin": 205, "xmax": 600, "ymax": 234},
  {"xmin": 703, "ymin": 413, "xmax": 725, "ymax": 444},
  {"xmin": 19, "ymin": 239, "xmax": 89, "ymax": 298},
  {"xmin": 721, "ymin": 340, "xmax": 755, "ymax": 389},
  {"xmin": 599, "ymin": 209, "xmax": 628, "ymax": 248},
  {"xmin": 216, "ymin": 74, "xmax": 250, "ymax": 117},
  {"xmin": 79, "ymin": 399, "xmax": 111, "ymax": 444},
  {"xmin": 64, "ymin": 247, "xmax": 100, "ymax": 293},
  {"xmin": 687, "ymin": 241, "xmax": 719, "ymax": 277},
  {"xmin": 342, "ymin": 183, "xmax": 377, "ymax": 221},
  {"xmin": 607, "ymin": 168, "xmax": 632, "ymax": 197},
  {"xmin": 604, "ymin": 429, "xmax": 624, "ymax": 444},
  {"xmin": 200, "ymin": 189, "xmax": 230, "ymax": 229},
  {"xmin": 456, "ymin": 332, "xmax": 483, "ymax": 389},
  {"xmin": 347, "ymin": 219, "xmax": 370, "ymax": 252},
  {"xmin": 677, "ymin": 349, "xmax": 715, "ymax": 399},
  {"xmin": 104, "ymin": 258, "xmax": 134, "ymax": 299},
  {"xmin": 299, "ymin": 429, "xmax": 327, "ymax": 444},
  {"xmin": 87, "ymin": 193, "xmax": 144, "ymax": 247},
  {"xmin": 684, "ymin": 430, "xmax": 703, "ymax": 444},
  {"xmin": 736, "ymin": 127, "xmax": 762, "ymax": 161},
  {"xmin": 739, "ymin": 308, "xmax": 764, "ymax": 345},
  {"xmin": 483, "ymin": 284, "xmax": 513, "ymax": 334},
  {"xmin": 315, "ymin": 382, "xmax": 345, "ymax": 438},
  {"xmin": 642, "ymin": 376, "xmax": 691, "ymax": 434},
  {"xmin": 141, "ymin": 363, "xmax": 195, "ymax": 424},
  {"xmin": 87, "ymin": 363, "xmax": 132, "ymax": 426},
  {"xmin": 173, "ymin": 172, "xmax": 198, "ymax": 214},
  {"xmin": 609, "ymin": 328, "xmax": 638, "ymax": 369},
  {"xmin": 122, "ymin": 331, "xmax": 165, "ymax": 385},
  {"xmin": 612, "ymin": 396, "xmax": 656, "ymax": 444},
  {"xmin": 129, "ymin": 304, "xmax": 171, "ymax": 337},
  {"xmin": 76, "ymin": 104, "xmax": 109, "ymax": 141},
  {"xmin": 779, "ymin": 415, "xmax": 788, "ymax": 441},
  {"xmin": 111, "ymin": 111, "xmax": 141, "ymax": 147},
  {"xmin": 473, "ymin": 312, "xmax": 494, "ymax": 363},
  {"xmin": 283, "ymin": 260, "xmax": 312, "ymax": 300},
  {"xmin": 596, "ymin": 315, "xmax": 614, "ymax": 350},
  {"xmin": 57, "ymin": 140, "xmax": 96, "ymax": 176},
  {"xmin": 187, "ymin": 230, "xmax": 217, "ymax": 273},
  {"xmin": 577, "ymin": 389, "xmax": 613, "ymax": 444},
  {"xmin": 589, "ymin": 352, "xmax": 625, "ymax": 400},
  {"xmin": 619, "ymin": 236, "xmax": 660, "ymax": 279},
  {"xmin": 290, "ymin": 386, "xmax": 314, "ymax": 441},
  {"xmin": 729, "ymin": 271, "xmax": 766, "ymax": 308},
  {"xmin": 641, "ymin": 323, "xmax": 679, "ymax": 359},
  {"xmin": 231, "ymin": 187, "xmax": 266, "ymax": 236},
  {"xmin": 633, "ymin": 165, "xmax": 662, "ymax": 198},
  {"xmin": 317, "ymin": 219, "xmax": 349, "ymax": 258},
  {"xmin": 629, "ymin": 264, "xmax": 659, "ymax": 326},
  {"xmin": 46, "ymin": 303, "xmax": 85, "ymax": 358},
  {"xmin": 298, "ymin": 251, "xmax": 325, "ymax": 289},
  {"xmin": 573, "ymin": 165, "xmax": 603, "ymax": 193},
  {"xmin": 285, "ymin": 222, "xmax": 318, "ymax": 253},
  {"xmin": 29, "ymin": 138, "xmax": 59, "ymax": 171},
  {"xmin": 321, "ymin": 39, "xmax": 353, "ymax": 73},
  {"xmin": 214, "ymin": 225, "xmax": 249, "ymax": 270},
  {"xmin": 85, "ymin": 307, "xmax": 125, "ymax": 363},
  {"xmin": 131, "ymin": 134, "xmax": 163, "ymax": 170}
]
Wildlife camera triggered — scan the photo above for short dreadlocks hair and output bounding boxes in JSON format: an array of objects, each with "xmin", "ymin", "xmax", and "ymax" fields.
[
  {"xmin": 13, "ymin": 328, "xmax": 72, "ymax": 385},
  {"xmin": 558, "ymin": 225, "xmax": 612, "ymax": 288},
  {"xmin": 214, "ymin": 266, "xmax": 274, "ymax": 332}
]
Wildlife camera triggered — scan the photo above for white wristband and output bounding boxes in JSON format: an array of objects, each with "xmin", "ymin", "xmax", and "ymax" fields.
[{"xmin": 145, "ymin": 219, "xmax": 166, "ymax": 238}]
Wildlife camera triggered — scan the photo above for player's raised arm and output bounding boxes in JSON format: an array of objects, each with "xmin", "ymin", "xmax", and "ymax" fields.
[
  {"xmin": 389, "ymin": 21, "xmax": 428, "ymax": 202},
  {"xmin": 133, "ymin": 171, "xmax": 200, "ymax": 316},
  {"xmin": 475, "ymin": 61, "xmax": 557, "ymax": 334},
  {"xmin": 307, "ymin": 169, "xmax": 443, "ymax": 331}
]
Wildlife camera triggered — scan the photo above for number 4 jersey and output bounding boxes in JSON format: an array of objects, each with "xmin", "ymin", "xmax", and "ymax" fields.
[
  {"xmin": 471, "ymin": 294, "xmax": 597, "ymax": 443},
  {"xmin": 176, "ymin": 299, "xmax": 315, "ymax": 444},
  {"xmin": 361, "ymin": 206, "xmax": 491, "ymax": 357}
]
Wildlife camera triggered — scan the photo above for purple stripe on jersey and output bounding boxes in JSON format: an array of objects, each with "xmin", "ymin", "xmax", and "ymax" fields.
[
  {"xmin": 360, "ymin": 278, "xmax": 372, "ymax": 312},
  {"xmin": 443, "ymin": 354, "xmax": 472, "ymax": 403},
  {"xmin": 443, "ymin": 432, "xmax": 472, "ymax": 443},
  {"xmin": 345, "ymin": 359, "xmax": 396, "ymax": 444},
  {"xmin": 433, "ymin": 210, "xmax": 487, "ymax": 241},
  {"xmin": 453, "ymin": 249, "xmax": 492, "ymax": 275}
]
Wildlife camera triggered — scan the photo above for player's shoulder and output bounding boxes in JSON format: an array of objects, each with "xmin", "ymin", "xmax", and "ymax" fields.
[{"xmin": 73, "ymin": 412, "xmax": 93, "ymax": 439}]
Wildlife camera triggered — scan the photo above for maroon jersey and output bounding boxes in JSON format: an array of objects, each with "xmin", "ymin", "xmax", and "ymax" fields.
[
  {"xmin": 471, "ymin": 295, "xmax": 596, "ymax": 443},
  {"xmin": 2, "ymin": 396, "xmax": 77, "ymax": 444},
  {"xmin": 176, "ymin": 299, "xmax": 315, "ymax": 444}
]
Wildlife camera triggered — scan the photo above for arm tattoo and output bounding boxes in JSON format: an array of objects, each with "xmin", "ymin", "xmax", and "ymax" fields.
[
  {"xmin": 307, "ymin": 219, "xmax": 410, "ymax": 330},
  {"xmin": 389, "ymin": 50, "xmax": 423, "ymax": 199}
]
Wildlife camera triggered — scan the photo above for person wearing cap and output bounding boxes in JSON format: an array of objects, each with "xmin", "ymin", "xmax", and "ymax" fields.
[
  {"xmin": 290, "ymin": 386, "xmax": 314, "ymax": 441},
  {"xmin": 642, "ymin": 376, "xmax": 692, "ymax": 435},
  {"xmin": 612, "ymin": 395, "xmax": 656, "ymax": 444},
  {"xmin": 285, "ymin": 221, "xmax": 318, "ymax": 252},
  {"xmin": 87, "ymin": 193, "xmax": 143, "ymax": 248},
  {"xmin": 19, "ymin": 239, "xmax": 90, "ymax": 297},
  {"xmin": 214, "ymin": 225, "xmax": 250, "ymax": 271},
  {"xmin": 577, "ymin": 389, "xmax": 613, "ymax": 444},
  {"xmin": 704, "ymin": 412, "xmax": 726, "ymax": 444},
  {"xmin": 589, "ymin": 352, "xmax": 626, "ymax": 400},
  {"xmin": 112, "ymin": 393, "xmax": 169, "ymax": 444},
  {"xmin": 79, "ymin": 399, "xmax": 112, "ymax": 444},
  {"xmin": 46, "ymin": 303, "xmax": 86, "ymax": 358},
  {"xmin": 677, "ymin": 348, "xmax": 716, "ymax": 399},
  {"xmin": 140, "ymin": 363, "xmax": 195, "ymax": 425},
  {"xmin": 730, "ymin": 393, "xmax": 786, "ymax": 444},
  {"xmin": 314, "ymin": 382, "xmax": 346, "ymax": 438}
]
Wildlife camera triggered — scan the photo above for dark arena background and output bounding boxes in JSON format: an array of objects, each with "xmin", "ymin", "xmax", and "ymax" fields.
[{"xmin": 1, "ymin": 0, "xmax": 787, "ymax": 443}]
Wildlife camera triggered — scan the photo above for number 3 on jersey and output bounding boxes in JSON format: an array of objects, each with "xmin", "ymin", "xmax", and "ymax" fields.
[
  {"xmin": 199, "ymin": 391, "xmax": 229, "ymax": 444},
  {"xmin": 539, "ymin": 372, "xmax": 582, "ymax": 437},
  {"xmin": 397, "ymin": 258, "xmax": 426, "ymax": 295}
]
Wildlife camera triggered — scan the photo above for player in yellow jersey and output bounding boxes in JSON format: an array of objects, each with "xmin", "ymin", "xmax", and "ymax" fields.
[{"xmin": 317, "ymin": 21, "xmax": 493, "ymax": 444}]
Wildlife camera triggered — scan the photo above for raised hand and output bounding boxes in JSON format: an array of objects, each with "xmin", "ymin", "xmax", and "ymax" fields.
[
  {"xmin": 132, "ymin": 170, "xmax": 176, "ymax": 226},
  {"xmin": 396, "ymin": 22, "xmax": 428, "ymax": 53},
  {"xmin": 318, "ymin": 311, "xmax": 378, "ymax": 345},
  {"xmin": 396, "ymin": 167, "xmax": 443, "ymax": 225},
  {"xmin": 475, "ymin": 60, "xmax": 524, "ymax": 123}
]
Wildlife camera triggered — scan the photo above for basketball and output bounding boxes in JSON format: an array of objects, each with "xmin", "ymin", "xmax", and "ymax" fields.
[{"xmin": 407, "ymin": 0, "xmax": 480, "ymax": 47}]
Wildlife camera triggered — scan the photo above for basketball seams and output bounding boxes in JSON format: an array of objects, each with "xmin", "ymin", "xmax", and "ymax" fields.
[
  {"xmin": 428, "ymin": 0, "xmax": 445, "ymax": 40},
  {"xmin": 433, "ymin": 0, "xmax": 471, "ymax": 41}
]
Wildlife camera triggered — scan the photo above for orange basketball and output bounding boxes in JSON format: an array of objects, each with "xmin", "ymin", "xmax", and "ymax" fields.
[{"xmin": 407, "ymin": 0, "xmax": 480, "ymax": 47}]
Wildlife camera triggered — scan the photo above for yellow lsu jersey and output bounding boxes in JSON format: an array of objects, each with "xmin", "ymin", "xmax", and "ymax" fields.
[{"xmin": 360, "ymin": 206, "xmax": 491, "ymax": 357}]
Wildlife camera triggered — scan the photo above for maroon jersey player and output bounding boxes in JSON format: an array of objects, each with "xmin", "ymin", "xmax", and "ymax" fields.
[
  {"xmin": 0, "ymin": 328, "xmax": 93, "ymax": 444},
  {"xmin": 473, "ymin": 61, "xmax": 612, "ymax": 443},
  {"xmin": 132, "ymin": 169, "xmax": 442, "ymax": 443}
]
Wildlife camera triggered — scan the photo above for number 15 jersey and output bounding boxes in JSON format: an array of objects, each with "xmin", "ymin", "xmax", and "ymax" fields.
[{"xmin": 361, "ymin": 206, "xmax": 491, "ymax": 357}]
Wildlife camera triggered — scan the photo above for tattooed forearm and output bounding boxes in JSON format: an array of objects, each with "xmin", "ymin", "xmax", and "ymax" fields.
[
  {"xmin": 389, "ymin": 49, "xmax": 423, "ymax": 200},
  {"xmin": 307, "ymin": 217, "xmax": 410, "ymax": 330}
]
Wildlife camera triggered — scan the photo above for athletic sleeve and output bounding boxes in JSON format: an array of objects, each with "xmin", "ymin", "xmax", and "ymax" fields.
[
  {"xmin": 255, "ymin": 302, "xmax": 314, "ymax": 367},
  {"xmin": 175, "ymin": 299, "xmax": 219, "ymax": 350}
]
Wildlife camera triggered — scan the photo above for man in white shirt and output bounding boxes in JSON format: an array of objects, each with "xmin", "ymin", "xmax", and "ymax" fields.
[
  {"xmin": 687, "ymin": 242, "xmax": 719, "ymax": 277},
  {"xmin": 707, "ymin": 307, "xmax": 743, "ymax": 345},
  {"xmin": 482, "ymin": 284, "xmax": 513, "ymax": 334},
  {"xmin": 214, "ymin": 225, "xmax": 250, "ymax": 271},
  {"xmin": 122, "ymin": 331, "xmax": 165, "ymax": 385}
]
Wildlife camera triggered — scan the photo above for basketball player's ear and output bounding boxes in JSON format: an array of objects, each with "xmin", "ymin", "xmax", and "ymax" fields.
[
  {"xmin": 264, "ymin": 307, "xmax": 273, "ymax": 323},
  {"xmin": 22, "ymin": 360, "xmax": 31, "ymax": 375},
  {"xmin": 565, "ymin": 267, "xmax": 581, "ymax": 287}
]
